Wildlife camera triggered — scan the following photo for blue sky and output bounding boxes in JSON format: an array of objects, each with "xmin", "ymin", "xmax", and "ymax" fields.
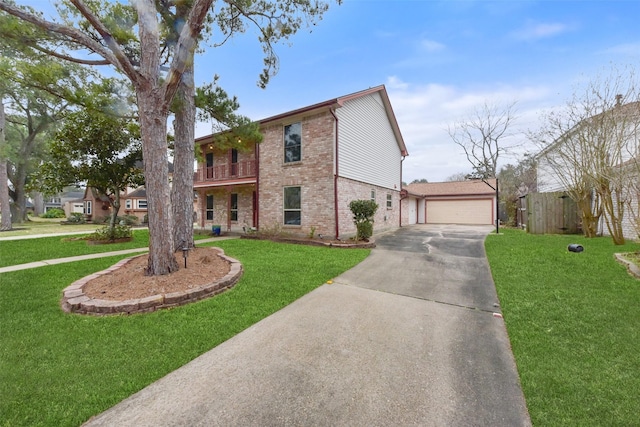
[
  {"xmin": 194, "ymin": 0, "xmax": 640, "ymax": 182},
  {"xmin": 23, "ymin": 0, "xmax": 640, "ymax": 182}
]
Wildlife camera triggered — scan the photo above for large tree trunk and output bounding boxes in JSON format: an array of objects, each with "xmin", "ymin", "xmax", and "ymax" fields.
[
  {"xmin": 9, "ymin": 161, "xmax": 28, "ymax": 223},
  {"xmin": 138, "ymin": 91, "xmax": 179, "ymax": 275},
  {"xmin": 0, "ymin": 101, "xmax": 11, "ymax": 231},
  {"xmin": 31, "ymin": 191, "xmax": 44, "ymax": 216},
  {"xmin": 171, "ymin": 61, "xmax": 196, "ymax": 251}
]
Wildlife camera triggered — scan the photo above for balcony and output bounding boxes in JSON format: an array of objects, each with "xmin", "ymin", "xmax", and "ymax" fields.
[{"xmin": 194, "ymin": 160, "xmax": 257, "ymax": 186}]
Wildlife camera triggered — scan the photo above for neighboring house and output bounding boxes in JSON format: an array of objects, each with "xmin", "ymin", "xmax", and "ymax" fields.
[
  {"xmin": 82, "ymin": 187, "xmax": 112, "ymax": 223},
  {"xmin": 122, "ymin": 187, "xmax": 148, "ymax": 222},
  {"xmin": 536, "ymin": 99, "xmax": 640, "ymax": 239},
  {"xmin": 40, "ymin": 191, "xmax": 84, "ymax": 215},
  {"xmin": 401, "ymin": 179, "xmax": 498, "ymax": 225},
  {"xmin": 193, "ymin": 85, "xmax": 408, "ymax": 239},
  {"xmin": 61, "ymin": 191, "xmax": 85, "ymax": 217},
  {"xmin": 82, "ymin": 163, "xmax": 172, "ymax": 223}
]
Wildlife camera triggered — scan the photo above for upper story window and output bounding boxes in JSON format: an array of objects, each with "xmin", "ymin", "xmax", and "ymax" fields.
[
  {"xmin": 125, "ymin": 199, "xmax": 132, "ymax": 209},
  {"xmin": 137, "ymin": 199, "xmax": 148, "ymax": 209},
  {"xmin": 284, "ymin": 122, "xmax": 302, "ymax": 163}
]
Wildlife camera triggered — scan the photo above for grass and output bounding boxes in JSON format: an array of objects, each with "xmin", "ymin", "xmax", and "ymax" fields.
[
  {"xmin": 0, "ymin": 230, "xmax": 213, "ymax": 268},
  {"xmin": 0, "ymin": 217, "xmax": 102, "ymax": 237},
  {"xmin": 0, "ymin": 239, "xmax": 370, "ymax": 427},
  {"xmin": 485, "ymin": 229, "xmax": 640, "ymax": 426}
]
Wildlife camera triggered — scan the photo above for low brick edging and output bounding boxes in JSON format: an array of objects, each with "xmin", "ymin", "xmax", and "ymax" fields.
[
  {"xmin": 615, "ymin": 253, "xmax": 640, "ymax": 279},
  {"xmin": 61, "ymin": 250, "xmax": 243, "ymax": 316},
  {"xmin": 240, "ymin": 234, "xmax": 376, "ymax": 249}
]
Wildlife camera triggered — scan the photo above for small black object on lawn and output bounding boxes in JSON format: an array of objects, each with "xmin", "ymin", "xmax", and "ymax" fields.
[{"xmin": 568, "ymin": 244, "xmax": 584, "ymax": 253}]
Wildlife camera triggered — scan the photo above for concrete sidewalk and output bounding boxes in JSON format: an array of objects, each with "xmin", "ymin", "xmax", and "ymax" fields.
[
  {"xmin": 82, "ymin": 224, "xmax": 531, "ymax": 426},
  {"xmin": 0, "ymin": 236, "xmax": 235, "ymax": 274}
]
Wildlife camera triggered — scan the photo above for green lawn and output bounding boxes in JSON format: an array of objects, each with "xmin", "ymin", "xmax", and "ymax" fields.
[
  {"xmin": 0, "ymin": 229, "xmax": 215, "ymax": 268},
  {"xmin": 0, "ymin": 217, "xmax": 100, "ymax": 237},
  {"xmin": 486, "ymin": 229, "xmax": 640, "ymax": 426},
  {"xmin": 0, "ymin": 239, "xmax": 370, "ymax": 427}
]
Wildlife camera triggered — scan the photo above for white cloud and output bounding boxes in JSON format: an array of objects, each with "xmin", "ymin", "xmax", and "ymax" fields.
[
  {"xmin": 385, "ymin": 77, "xmax": 557, "ymax": 182},
  {"xmin": 511, "ymin": 22, "xmax": 571, "ymax": 41},
  {"xmin": 598, "ymin": 42, "xmax": 640, "ymax": 56},
  {"xmin": 420, "ymin": 38, "xmax": 446, "ymax": 53}
]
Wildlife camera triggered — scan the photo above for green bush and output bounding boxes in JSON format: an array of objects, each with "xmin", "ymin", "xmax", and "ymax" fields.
[
  {"xmin": 66, "ymin": 213, "xmax": 86, "ymax": 224},
  {"xmin": 349, "ymin": 199, "xmax": 378, "ymax": 240},
  {"xmin": 119, "ymin": 215, "xmax": 139, "ymax": 226},
  {"xmin": 40, "ymin": 208, "xmax": 66, "ymax": 218},
  {"xmin": 89, "ymin": 224, "xmax": 133, "ymax": 241},
  {"xmin": 101, "ymin": 215, "xmax": 139, "ymax": 226}
]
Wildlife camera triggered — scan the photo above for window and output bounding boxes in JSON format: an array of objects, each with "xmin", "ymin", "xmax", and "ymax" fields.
[
  {"xmin": 85, "ymin": 201, "xmax": 92, "ymax": 215},
  {"xmin": 125, "ymin": 199, "xmax": 132, "ymax": 209},
  {"xmin": 371, "ymin": 189, "xmax": 376, "ymax": 201},
  {"xmin": 284, "ymin": 122, "xmax": 302, "ymax": 163},
  {"xmin": 231, "ymin": 149, "xmax": 239, "ymax": 176},
  {"xmin": 137, "ymin": 199, "xmax": 148, "ymax": 209},
  {"xmin": 283, "ymin": 186, "xmax": 301, "ymax": 225},
  {"xmin": 386, "ymin": 194, "xmax": 393, "ymax": 209},
  {"xmin": 206, "ymin": 152, "xmax": 214, "ymax": 179},
  {"xmin": 230, "ymin": 193, "xmax": 238, "ymax": 221},
  {"xmin": 206, "ymin": 195, "xmax": 214, "ymax": 221}
]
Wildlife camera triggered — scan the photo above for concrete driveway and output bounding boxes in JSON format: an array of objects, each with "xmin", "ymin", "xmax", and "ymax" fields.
[{"xmin": 84, "ymin": 224, "xmax": 531, "ymax": 427}]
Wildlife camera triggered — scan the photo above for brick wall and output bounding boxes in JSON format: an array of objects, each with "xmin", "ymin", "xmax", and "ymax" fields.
[
  {"xmin": 195, "ymin": 185, "xmax": 255, "ymax": 230},
  {"xmin": 258, "ymin": 111, "xmax": 336, "ymax": 237},
  {"xmin": 336, "ymin": 177, "xmax": 401, "ymax": 239}
]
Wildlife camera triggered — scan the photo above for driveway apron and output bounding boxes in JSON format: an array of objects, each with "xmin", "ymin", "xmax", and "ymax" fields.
[{"xmin": 84, "ymin": 224, "xmax": 531, "ymax": 427}]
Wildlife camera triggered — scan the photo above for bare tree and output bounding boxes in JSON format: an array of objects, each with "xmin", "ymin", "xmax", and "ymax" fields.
[
  {"xmin": 444, "ymin": 172, "xmax": 469, "ymax": 182},
  {"xmin": 533, "ymin": 67, "xmax": 640, "ymax": 244},
  {"xmin": 448, "ymin": 101, "xmax": 518, "ymax": 179}
]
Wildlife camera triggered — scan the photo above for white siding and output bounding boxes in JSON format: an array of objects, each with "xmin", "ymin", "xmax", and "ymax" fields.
[
  {"xmin": 537, "ymin": 156, "xmax": 568, "ymax": 193},
  {"xmin": 336, "ymin": 92, "xmax": 402, "ymax": 190}
]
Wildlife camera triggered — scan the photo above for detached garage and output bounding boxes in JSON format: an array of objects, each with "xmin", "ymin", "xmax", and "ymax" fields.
[{"xmin": 402, "ymin": 179, "xmax": 497, "ymax": 226}]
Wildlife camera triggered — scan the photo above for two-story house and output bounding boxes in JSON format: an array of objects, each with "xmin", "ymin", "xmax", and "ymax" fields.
[{"xmin": 194, "ymin": 85, "xmax": 408, "ymax": 239}]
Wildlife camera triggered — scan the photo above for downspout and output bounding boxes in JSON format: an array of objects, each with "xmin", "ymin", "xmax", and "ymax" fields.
[
  {"xmin": 330, "ymin": 107, "xmax": 340, "ymax": 239},
  {"xmin": 255, "ymin": 142, "xmax": 260, "ymax": 231},
  {"xmin": 400, "ymin": 155, "xmax": 405, "ymax": 227}
]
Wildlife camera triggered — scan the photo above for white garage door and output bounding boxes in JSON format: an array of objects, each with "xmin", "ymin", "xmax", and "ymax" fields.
[{"xmin": 426, "ymin": 199, "xmax": 493, "ymax": 225}]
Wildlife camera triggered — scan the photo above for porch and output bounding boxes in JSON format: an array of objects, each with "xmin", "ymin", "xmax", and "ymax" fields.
[{"xmin": 193, "ymin": 160, "xmax": 257, "ymax": 186}]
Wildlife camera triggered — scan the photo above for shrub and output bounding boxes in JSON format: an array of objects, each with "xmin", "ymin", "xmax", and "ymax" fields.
[
  {"xmin": 40, "ymin": 208, "xmax": 66, "ymax": 218},
  {"xmin": 66, "ymin": 213, "xmax": 86, "ymax": 224},
  {"xmin": 349, "ymin": 199, "xmax": 378, "ymax": 240},
  {"xmin": 89, "ymin": 224, "xmax": 133, "ymax": 241},
  {"xmin": 119, "ymin": 215, "xmax": 139, "ymax": 226},
  {"xmin": 101, "ymin": 215, "xmax": 139, "ymax": 226}
]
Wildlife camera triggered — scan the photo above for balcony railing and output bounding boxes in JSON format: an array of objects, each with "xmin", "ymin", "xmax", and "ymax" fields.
[{"xmin": 194, "ymin": 160, "xmax": 257, "ymax": 183}]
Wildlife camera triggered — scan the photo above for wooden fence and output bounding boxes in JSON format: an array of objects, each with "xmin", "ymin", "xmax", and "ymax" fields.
[{"xmin": 519, "ymin": 192, "xmax": 580, "ymax": 235}]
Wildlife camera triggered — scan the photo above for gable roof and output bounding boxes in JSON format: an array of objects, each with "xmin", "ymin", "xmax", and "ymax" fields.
[
  {"xmin": 195, "ymin": 85, "xmax": 408, "ymax": 156},
  {"xmin": 405, "ymin": 179, "xmax": 497, "ymax": 197},
  {"xmin": 126, "ymin": 188, "xmax": 147, "ymax": 198}
]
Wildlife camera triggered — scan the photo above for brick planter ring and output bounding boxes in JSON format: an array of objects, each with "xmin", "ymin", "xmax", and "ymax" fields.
[{"xmin": 61, "ymin": 250, "xmax": 243, "ymax": 316}]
